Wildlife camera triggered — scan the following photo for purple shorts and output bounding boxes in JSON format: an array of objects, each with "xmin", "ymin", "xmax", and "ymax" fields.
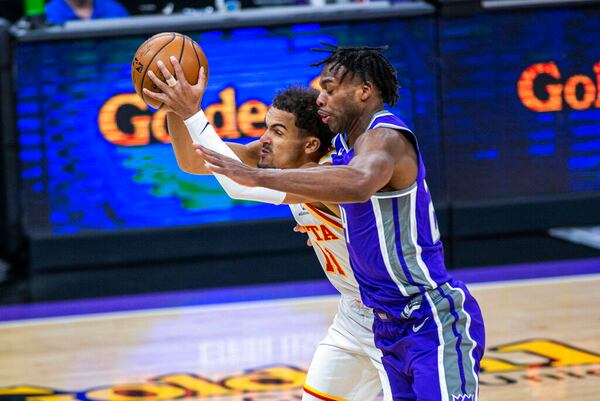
[{"xmin": 373, "ymin": 280, "xmax": 486, "ymax": 401}]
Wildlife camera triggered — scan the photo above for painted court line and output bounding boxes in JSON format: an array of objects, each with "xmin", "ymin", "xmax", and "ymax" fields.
[
  {"xmin": 1, "ymin": 273, "xmax": 599, "ymax": 328},
  {"xmin": 0, "ymin": 257, "xmax": 598, "ymax": 324}
]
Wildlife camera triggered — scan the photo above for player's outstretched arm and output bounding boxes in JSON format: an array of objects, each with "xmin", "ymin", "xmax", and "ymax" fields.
[
  {"xmin": 143, "ymin": 58, "xmax": 298, "ymax": 205},
  {"xmin": 166, "ymin": 111, "xmax": 261, "ymax": 175},
  {"xmin": 197, "ymin": 127, "xmax": 417, "ymax": 203},
  {"xmin": 142, "ymin": 58, "xmax": 259, "ymax": 174}
]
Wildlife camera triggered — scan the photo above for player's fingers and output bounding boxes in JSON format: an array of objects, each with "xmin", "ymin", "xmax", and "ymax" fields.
[
  {"xmin": 203, "ymin": 160, "xmax": 225, "ymax": 173},
  {"xmin": 294, "ymin": 224, "xmax": 307, "ymax": 233},
  {"xmin": 195, "ymin": 147, "xmax": 223, "ymax": 166},
  {"xmin": 156, "ymin": 60, "xmax": 175, "ymax": 83},
  {"xmin": 196, "ymin": 66, "xmax": 207, "ymax": 90},
  {"xmin": 147, "ymin": 70, "xmax": 170, "ymax": 92},
  {"xmin": 169, "ymin": 56, "xmax": 186, "ymax": 83},
  {"xmin": 194, "ymin": 144, "xmax": 221, "ymax": 159},
  {"xmin": 306, "ymin": 238, "xmax": 313, "ymax": 247},
  {"xmin": 143, "ymin": 88, "xmax": 168, "ymax": 102}
]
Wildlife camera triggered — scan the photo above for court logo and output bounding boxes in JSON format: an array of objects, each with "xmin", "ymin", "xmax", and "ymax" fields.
[
  {"xmin": 0, "ymin": 366, "xmax": 306, "ymax": 401},
  {"xmin": 2, "ymin": 339, "xmax": 599, "ymax": 399},
  {"xmin": 480, "ymin": 338, "xmax": 600, "ymax": 387}
]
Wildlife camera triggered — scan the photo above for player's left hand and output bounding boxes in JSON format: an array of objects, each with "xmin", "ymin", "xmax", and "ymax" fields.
[
  {"xmin": 293, "ymin": 224, "xmax": 313, "ymax": 247},
  {"xmin": 143, "ymin": 57, "xmax": 207, "ymax": 119},
  {"xmin": 195, "ymin": 144, "xmax": 262, "ymax": 187}
]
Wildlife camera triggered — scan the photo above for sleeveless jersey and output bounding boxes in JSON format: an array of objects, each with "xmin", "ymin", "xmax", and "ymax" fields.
[
  {"xmin": 288, "ymin": 150, "xmax": 362, "ymax": 300},
  {"xmin": 331, "ymin": 110, "xmax": 451, "ymax": 317}
]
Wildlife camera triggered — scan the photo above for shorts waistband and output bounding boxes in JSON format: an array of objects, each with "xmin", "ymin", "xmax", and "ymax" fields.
[{"xmin": 374, "ymin": 282, "xmax": 452, "ymax": 321}]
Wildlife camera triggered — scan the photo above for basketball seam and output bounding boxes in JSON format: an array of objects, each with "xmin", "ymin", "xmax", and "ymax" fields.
[
  {"xmin": 178, "ymin": 34, "xmax": 186, "ymax": 64},
  {"xmin": 139, "ymin": 33, "xmax": 177, "ymax": 107},
  {"xmin": 132, "ymin": 33, "xmax": 172, "ymax": 88},
  {"xmin": 134, "ymin": 32, "xmax": 174, "ymax": 78},
  {"xmin": 191, "ymin": 40, "xmax": 201, "ymax": 78}
]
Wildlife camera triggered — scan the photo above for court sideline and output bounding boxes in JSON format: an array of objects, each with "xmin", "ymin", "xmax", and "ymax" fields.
[{"xmin": 1, "ymin": 258, "xmax": 599, "ymax": 401}]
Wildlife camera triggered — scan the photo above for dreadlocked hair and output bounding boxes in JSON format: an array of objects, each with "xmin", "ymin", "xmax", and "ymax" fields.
[
  {"xmin": 272, "ymin": 86, "xmax": 334, "ymax": 154},
  {"xmin": 311, "ymin": 42, "xmax": 400, "ymax": 107}
]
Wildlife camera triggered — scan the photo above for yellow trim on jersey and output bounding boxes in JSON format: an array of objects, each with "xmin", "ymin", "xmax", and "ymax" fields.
[
  {"xmin": 303, "ymin": 384, "xmax": 350, "ymax": 401},
  {"xmin": 304, "ymin": 203, "xmax": 343, "ymax": 230},
  {"xmin": 318, "ymin": 146, "xmax": 335, "ymax": 165}
]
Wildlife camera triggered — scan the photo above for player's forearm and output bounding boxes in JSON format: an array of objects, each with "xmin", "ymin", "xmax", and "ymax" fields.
[
  {"xmin": 167, "ymin": 112, "xmax": 210, "ymax": 174},
  {"xmin": 256, "ymin": 166, "xmax": 374, "ymax": 203},
  {"xmin": 183, "ymin": 111, "xmax": 286, "ymax": 205},
  {"xmin": 282, "ymin": 193, "xmax": 318, "ymax": 205}
]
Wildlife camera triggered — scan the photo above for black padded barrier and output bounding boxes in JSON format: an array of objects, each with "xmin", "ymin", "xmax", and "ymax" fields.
[
  {"xmin": 0, "ymin": 18, "xmax": 20, "ymax": 259},
  {"xmin": 4, "ymin": 1, "xmax": 600, "ymax": 298}
]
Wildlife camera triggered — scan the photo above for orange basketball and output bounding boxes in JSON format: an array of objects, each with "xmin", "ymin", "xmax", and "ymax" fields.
[{"xmin": 131, "ymin": 32, "xmax": 209, "ymax": 109}]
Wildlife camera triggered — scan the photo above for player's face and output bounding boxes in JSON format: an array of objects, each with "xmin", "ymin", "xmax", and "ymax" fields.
[
  {"xmin": 316, "ymin": 65, "xmax": 363, "ymax": 134},
  {"xmin": 258, "ymin": 107, "xmax": 313, "ymax": 169}
]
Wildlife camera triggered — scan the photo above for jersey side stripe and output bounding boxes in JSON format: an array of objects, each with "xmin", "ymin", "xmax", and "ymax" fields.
[
  {"xmin": 447, "ymin": 283, "xmax": 479, "ymax": 400},
  {"xmin": 371, "ymin": 198, "xmax": 410, "ymax": 297},
  {"xmin": 409, "ymin": 191, "xmax": 437, "ymax": 288},
  {"xmin": 425, "ymin": 291, "xmax": 450, "ymax": 401},
  {"xmin": 373, "ymin": 182, "xmax": 417, "ymax": 199}
]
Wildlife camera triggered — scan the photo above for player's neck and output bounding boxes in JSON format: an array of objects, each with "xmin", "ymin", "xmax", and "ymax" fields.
[{"xmin": 346, "ymin": 104, "xmax": 385, "ymax": 147}]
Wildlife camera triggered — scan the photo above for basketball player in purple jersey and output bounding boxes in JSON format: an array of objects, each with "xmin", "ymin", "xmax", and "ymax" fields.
[{"xmin": 197, "ymin": 44, "xmax": 486, "ymax": 401}]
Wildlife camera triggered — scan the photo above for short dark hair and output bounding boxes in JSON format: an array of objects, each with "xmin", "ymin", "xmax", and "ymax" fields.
[
  {"xmin": 272, "ymin": 86, "xmax": 334, "ymax": 154},
  {"xmin": 311, "ymin": 43, "xmax": 400, "ymax": 107}
]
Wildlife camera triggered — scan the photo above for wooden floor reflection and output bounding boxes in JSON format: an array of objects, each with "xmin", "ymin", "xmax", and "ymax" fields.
[{"xmin": 1, "ymin": 275, "xmax": 599, "ymax": 401}]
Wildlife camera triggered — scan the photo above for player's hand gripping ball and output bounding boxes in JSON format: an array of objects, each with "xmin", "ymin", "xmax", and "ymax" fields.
[{"xmin": 131, "ymin": 32, "xmax": 209, "ymax": 109}]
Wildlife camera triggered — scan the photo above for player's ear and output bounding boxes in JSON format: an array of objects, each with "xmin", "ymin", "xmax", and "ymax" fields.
[
  {"xmin": 359, "ymin": 81, "xmax": 374, "ymax": 102},
  {"xmin": 305, "ymin": 137, "xmax": 321, "ymax": 155}
]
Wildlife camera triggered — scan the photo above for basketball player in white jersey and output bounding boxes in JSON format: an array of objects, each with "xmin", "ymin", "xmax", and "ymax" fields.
[{"xmin": 144, "ymin": 58, "xmax": 392, "ymax": 401}]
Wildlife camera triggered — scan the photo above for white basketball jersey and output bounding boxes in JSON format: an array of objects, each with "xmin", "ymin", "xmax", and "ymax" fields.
[
  {"xmin": 289, "ymin": 202, "xmax": 360, "ymax": 299},
  {"xmin": 287, "ymin": 150, "xmax": 360, "ymax": 298}
]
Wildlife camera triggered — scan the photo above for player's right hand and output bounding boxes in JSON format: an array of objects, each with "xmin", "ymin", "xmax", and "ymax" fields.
[{"xmin": 143, "ymin": 57, "xmax": 207, "ymax": 120}]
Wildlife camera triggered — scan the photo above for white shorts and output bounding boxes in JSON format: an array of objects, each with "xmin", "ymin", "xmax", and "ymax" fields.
[{"xmin": 302, "ymin": 296, "xmax": 392, "ymax": 401}]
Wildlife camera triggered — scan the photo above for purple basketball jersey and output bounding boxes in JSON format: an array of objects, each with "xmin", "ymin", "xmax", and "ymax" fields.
[{"xmin": 332, "ymin": 110, "xmax": 452, "ymax": 318}]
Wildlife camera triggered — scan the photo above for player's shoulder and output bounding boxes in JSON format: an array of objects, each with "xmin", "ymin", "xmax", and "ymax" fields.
[
  {"xmin": 359, "ymin": 126, "xmax": 408, "ymax": 147},
  {"xmin": 368, "ymin": 110, "xmax": 412, "ymax": 131},
  {"xmin": 355, "ymin": 127, "xmax": 417, "ymax": 163}
]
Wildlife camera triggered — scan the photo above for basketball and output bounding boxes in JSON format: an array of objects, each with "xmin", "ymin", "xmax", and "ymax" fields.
[{"xmin": 131, "ymin": 32, "xmax": 209, "ymax": 109}]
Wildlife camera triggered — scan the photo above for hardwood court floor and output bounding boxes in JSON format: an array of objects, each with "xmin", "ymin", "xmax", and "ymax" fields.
[{"xmin": 1, "ymin": 275, "xmax": 599, "ymax": 401}]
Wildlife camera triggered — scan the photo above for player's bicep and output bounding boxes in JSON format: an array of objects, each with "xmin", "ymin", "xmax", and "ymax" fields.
[
  {"xmin": 348, "ymin": 150, "xmax": 396, "ymax": 193},
  {"xmin": 352, "ymin": 128, "xmax": 416, "ymax": 191}
]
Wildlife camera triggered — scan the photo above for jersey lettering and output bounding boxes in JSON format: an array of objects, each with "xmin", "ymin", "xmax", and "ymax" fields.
[
  {"xmin": 315, "ymin": 243, "xmax": 346, "ymax": 276},
  {"xmin": 301, "ymin": 225, "xmax": 340, "ymax": 242}
]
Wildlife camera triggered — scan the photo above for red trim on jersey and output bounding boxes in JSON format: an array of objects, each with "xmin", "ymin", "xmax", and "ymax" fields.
[
  {"xmin": 303, "ymin": 386, "xmax": 346, "ymax": 401},
  {"xmin": 304, "ymin": 203, "xmax": 343, "ymax": 230}
]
